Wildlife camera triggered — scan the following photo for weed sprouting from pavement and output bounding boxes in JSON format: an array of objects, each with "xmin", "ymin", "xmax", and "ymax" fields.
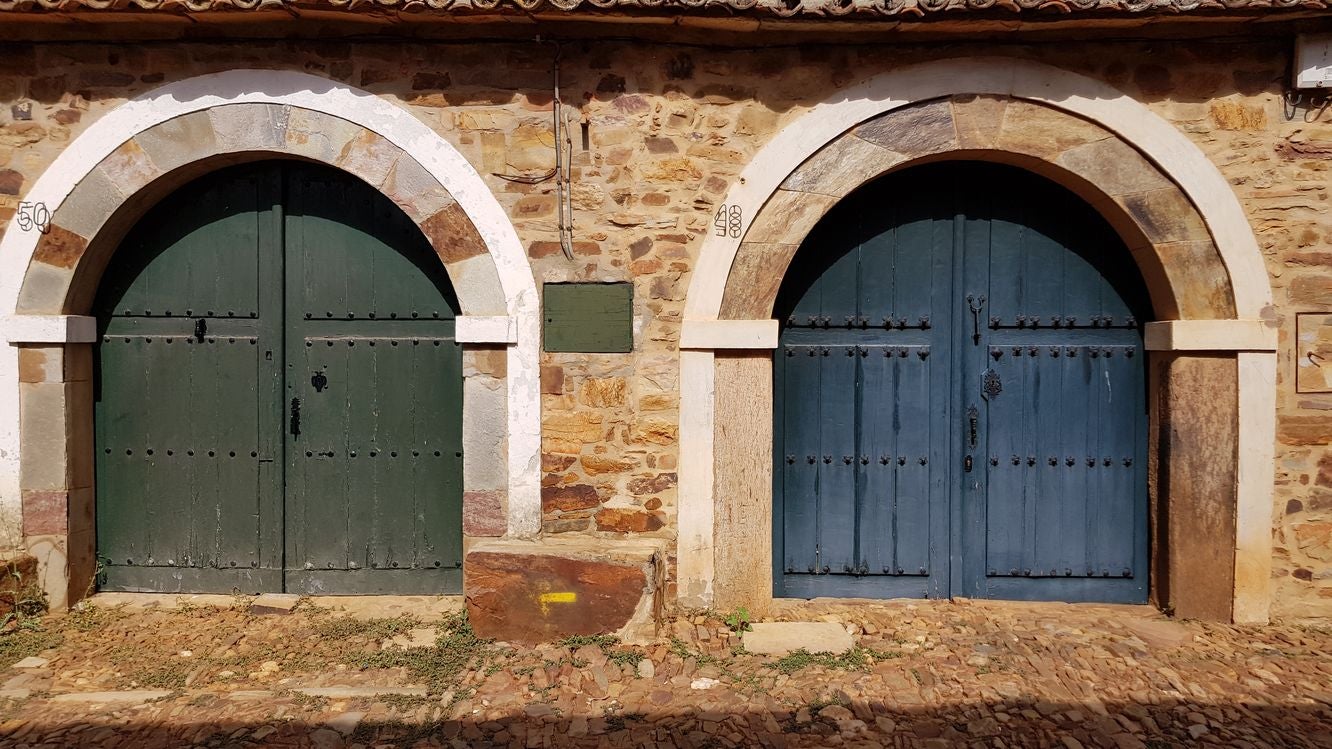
[
  {"xmin": 557, "ymin": 633, "xmax": 642, "ymax": 669},
  {"xmin": 768, "ymin": 646, "xmax": 901, "ymax": 675},
  {"xmin": 352, "ymin": 611, "xmax": 510, "ymax": 694},
  {"xmin": 0, "ymin": 625, "xmax": 61, "ymax": 669},
  {"xmin": 312, "ymin": 614, "xmax": 419, "ymax": 641}
]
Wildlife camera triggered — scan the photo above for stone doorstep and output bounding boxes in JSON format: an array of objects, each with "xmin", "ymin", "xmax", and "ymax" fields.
[
  {"xmin": 249, "ymin": 593, "xmax": 301, "ymax": 615},
  {"xmin": 292, "ymin": 686, "xmax": 429, "ymax": 699},
  {"xmin": 49, "ymin": 690, "xmax": 173, "ymax": 703},
  {"xmin": 741, "ymin": 622, "xmax": 856, "ymax": 656},
  {"xmin": 465, "ymin": 537, "xmax": 666, "ymax": 646}
]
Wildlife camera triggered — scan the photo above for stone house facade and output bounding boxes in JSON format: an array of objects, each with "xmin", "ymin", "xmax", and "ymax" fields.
[{"xmin": 0, "ymin": 0, "xmax": 1329, "ymax": 641}]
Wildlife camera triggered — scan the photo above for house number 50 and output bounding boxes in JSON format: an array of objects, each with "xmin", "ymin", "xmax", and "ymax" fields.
[
  {"xmin": 714, "ymin": 204, "xmax": 742, "ymax": 239},
  {"xmin": 16, "ymin": 201, "xmax": 51, "ymax": 234}
]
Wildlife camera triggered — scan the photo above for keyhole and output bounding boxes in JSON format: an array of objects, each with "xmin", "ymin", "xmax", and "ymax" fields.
[{"xmin": 311, "ymin": 371, "xmax": 328, "ymax": 392}]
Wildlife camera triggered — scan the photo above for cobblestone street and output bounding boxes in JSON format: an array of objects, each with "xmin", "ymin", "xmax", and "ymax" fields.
[{"xmin": 0, "ymin": 596, "xmax": 1328, "ymax": 748}]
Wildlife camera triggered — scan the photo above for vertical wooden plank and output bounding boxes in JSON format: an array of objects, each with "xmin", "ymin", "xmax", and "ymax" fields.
[
  {"xmin": 817, "ymin": 345, "xmax": 857, "ymax": 575},
  {"xmin": 780, "ymin": 345, "xmax": 821, "ymax": 575},
  {"xmin": 856, "ymin": 346, "xmax": 894, "ymax": 575},
  {"xmin": 894, "ymin": 349, "xmax": 933, "ymax": 576}
]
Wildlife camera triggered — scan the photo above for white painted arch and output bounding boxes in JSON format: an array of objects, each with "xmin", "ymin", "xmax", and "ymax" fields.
[
  {"xmin": 678, "ymin": 57, "xmax": 1276, "ymax": 622},
  {"xmin": 0, "ymin": 69, "xmax": 542, "ymax": 540}
]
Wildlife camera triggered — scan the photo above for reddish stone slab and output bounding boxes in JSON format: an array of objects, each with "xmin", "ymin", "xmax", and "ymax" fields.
[{"xmin": 466, "ymin": 548, "xmax": 651, "ymax": 643}]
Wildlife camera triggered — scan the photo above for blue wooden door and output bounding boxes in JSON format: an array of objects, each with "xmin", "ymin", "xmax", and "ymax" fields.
[{"xmin": 774, "ymin": 162, "xmax": 1149, "ymax": 603}]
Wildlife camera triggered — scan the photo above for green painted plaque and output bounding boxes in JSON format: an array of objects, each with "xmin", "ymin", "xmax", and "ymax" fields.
[{"xmin": 543, "ymin": 282, "xmax": 634, "ymax": 353}]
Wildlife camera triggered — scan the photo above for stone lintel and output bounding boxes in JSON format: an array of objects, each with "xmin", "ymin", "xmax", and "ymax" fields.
[
  {"xmin": 680, "ymin": 319, "xmax": 778, "ymax": 350},
  {"xmin": 2, "ymin": 316, "xmax": 97, "ymax": 344},
  {"xmin": 1144, "ymin": 320, "xmax": 1275, "ymax": 352},
  {"xmin": 456, "ymin": 315, "xmax": 517, "ymax": 344}
]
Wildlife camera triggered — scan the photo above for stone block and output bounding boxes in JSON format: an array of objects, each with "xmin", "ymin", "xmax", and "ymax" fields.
[
  {"xmin": 249, "ymin": 593, "xmax": 301, "ymax": 615},
  {"xmin": 31, "ymin": 225, "xmax": 88, "ymax": 271},
  {"xmin": 51, "ymin": 167, "xmax": 122, "ymax": 242},
  {"xmin": 11, "ymin": 656, "xmax": 48, "ymax": 670},
  {"xmin": 21, "ymin": 490, "xmax": 66, "ymax": 536},
  {"xmin": 384, "ymin": 156, "xmax": 454, "ymax": 223},
  {"xmin": 780, "ymin": 135, "xmax": 905, "ymax": 198},
  {"xmin": 97, "ymin": 139, "xmax": 161, "ymax": 200},
  {"xmin": 744, "ymin": 190, "xmax": 837, "ymax": 246},
  {"xmin": 17, "ymin": 347, "xmax": 61, "ymax": 384},
  {"xmin": 50, "ymin": 690, "xmax": 172, "ymax": 703},
  {"xmin": 950, "ymin": 94, "xmax": 1008, "ymax": 150},
  {"xmin": 719, "ymin": 242, "xmax": 801, "ymax": 319},
  {"xmin": 285, "ymin": 108, "xmax": 362, "ymax": 164},
  {"xmin": 336, "ymin": 129, "xmax": 402, "ymax": 188},
  {"xmin": 135, "ymin": 111, "xmax": 218, "ymax": 173},
  {"xmin": 421, "ymin": 201, "xmax": 487, "ymax": 265},
  {"xmin": 463, "ymin": 490, "xmax": 506, "ymax": 537},
  {"xmin": 541, "ymin": 484, "xmax": 600, "ymax": 512},
  {"xmin": 446, "ymin": 253, "xmax": 506, "ymax": 316},
  {"xmin": 594, "ymin": 507, "xmax": 664, "ymax": 533},
  {"xmin": 24, "ymin": 534, "xmax": 68, "ymax": 612},
  {"xmin": 465, "ymin": 539, "xmax": 663, "ymax": 643},
  {"xmin": 462, "ymin": 377, "xmax": 506, "ymax": 491},
  {"xmin": 1119, "ymin": 188, "xmax": 1212, "ymax": 245},
  {"xmin": 16, "ymin": 261, "xmax": 74, "ymax": 315},
  {"xmin": 995, "ymin": 99, "xmax": 1110, "ymax": 160},
  {"xmin": 1056, "ymin": 137, "xmax": 1171, "ymax": 198},
  {"xmin": 742, "ymin": 622, "xmax": 855, "ymax": 655},
  {"xmin": 19, "ymin": 381, "xmax": 70, "ymax": 491},
  {"xmin": 210, "ymin": 102, "xmax": 288, "ymax": 153},
  {"xmin": 854, "ymin": 99, "xmax": 956, "ymax": 159}
]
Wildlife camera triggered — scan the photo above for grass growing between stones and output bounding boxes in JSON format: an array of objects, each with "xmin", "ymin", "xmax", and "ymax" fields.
[
  {"xmin": 0, "ymin": 625, "xmax": 61, "ymax": 669},
  {"xmin": 351, "ymin": 611, "xmax": 512, "ymax": 695},
  {"xmin": 312, "ymin": 613, "xmax": 420, "ymax": 641},
  {"xmin": 556, "ymin": 633, "xmax": 643, "ymax": 669},
  {"xmin": 768, "ymin": 646, "xmax": 902, "ymax": 675}
]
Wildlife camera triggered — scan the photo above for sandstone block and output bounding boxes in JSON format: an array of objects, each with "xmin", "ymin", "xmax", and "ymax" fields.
[
  {"xmin": 542, "ymin": 484, "xmax": 600, "ymax": 512},
  {"xmin": 462, "ymin": 490, "xmax": 506, "ymax": 537},
  {"xmin": 855, "ymin": 99, "xmax": 956, "ymax": 159},
  {"xmin": 465, "ymin": 540, "xmax": 662, "ymax": 643},
  {"xmin": 594, "ymin": 507, "xmax": 664, "ymax": 533},
  {"xmin": 742, "ymin": 621, "xmax": 855, "ymax": 655},
  {"xmin": 249, "ymin": 593, "xmax": 301, "ymax": 615}
]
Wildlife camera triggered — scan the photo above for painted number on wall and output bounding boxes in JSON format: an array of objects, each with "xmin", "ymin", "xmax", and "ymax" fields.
[
  {"xmin": 714, "ymin": 204, "xmax": 743, "ymax": 239},
  {"xmin": 16, "ymin": 201, "xmax": 51, "ymax": 234}
]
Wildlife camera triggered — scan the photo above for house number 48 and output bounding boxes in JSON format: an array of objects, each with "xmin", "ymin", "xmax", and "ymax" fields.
[
  {"xmin": 16, "ymin": 201, "xmax": 51, "ymax": 234},
  {"xmin": 714, "ymin": 204, "xmax": 742, "ymax": 239}
]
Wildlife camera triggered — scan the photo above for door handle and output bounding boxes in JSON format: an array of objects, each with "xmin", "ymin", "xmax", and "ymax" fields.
[
  {"xmin": 967, "ymin": 405, "xmax": 978, "ymax": 450},
  {"xmin": 966, "ymin": 294, "xmax": 986, "ymax": 345},
  {"xmin": 289, "ymin": 397, "xmax": 301, "ymax": 438}
]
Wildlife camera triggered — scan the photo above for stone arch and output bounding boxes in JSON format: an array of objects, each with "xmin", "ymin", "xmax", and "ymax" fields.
[
  {"xmin": 17, "ymin": 103, "xmax": 510, "ymax": 318},
  {"xmin": 719, "ymin": 96, "xmax": 1234, "ymax": 324},
  {"xmin": 677, "ymin": 57, "xmax": 1276, "ymax": 625},
  {"xmin": 0, "ymin": 71, "xmax": 542, "ymax": 607}
]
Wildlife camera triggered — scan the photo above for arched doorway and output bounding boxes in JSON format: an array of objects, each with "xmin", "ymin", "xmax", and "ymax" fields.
[
  {"xmin": 93, "ymin": 160, "xmax": 464, "ymax": 594},
  {"xmin": 773, "ymin": 162, "xmax": 1151, "ymax": 603}
]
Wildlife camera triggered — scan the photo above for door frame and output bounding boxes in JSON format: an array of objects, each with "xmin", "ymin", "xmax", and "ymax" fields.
[
  {"xmin": 0, "ymin": 70, "xmax": 539, "ymax": 608},
  {"xmin": 678, "ymin": 58, "xmax": 1276, "ymax": 624}
]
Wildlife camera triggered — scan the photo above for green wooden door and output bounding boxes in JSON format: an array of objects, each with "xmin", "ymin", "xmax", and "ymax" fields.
[{"xmin": 95, "ymin": 161, "xmax": 463, "ymax": 595}]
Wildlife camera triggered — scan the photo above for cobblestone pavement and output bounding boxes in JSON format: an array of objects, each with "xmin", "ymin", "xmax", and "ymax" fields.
[{"xmin": 0, "ymin": 596, "xmax": 1329, "ymax": 748}]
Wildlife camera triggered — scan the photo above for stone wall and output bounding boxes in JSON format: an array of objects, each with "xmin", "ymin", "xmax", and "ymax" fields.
[{"xmin": 0, "ymin": 36, "xmax": 1328, "ymax": 618}]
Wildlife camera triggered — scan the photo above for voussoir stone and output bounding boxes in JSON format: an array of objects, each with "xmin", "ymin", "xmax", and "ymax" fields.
[{"xmin": 742, "ymin": 621, "xmax": 855, "ymax": 656}]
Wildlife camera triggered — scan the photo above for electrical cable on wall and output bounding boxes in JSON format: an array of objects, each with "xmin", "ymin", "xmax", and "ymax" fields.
[{"xmin": 493, "ymin": 37, "xmax": 576, "ymax": 261}]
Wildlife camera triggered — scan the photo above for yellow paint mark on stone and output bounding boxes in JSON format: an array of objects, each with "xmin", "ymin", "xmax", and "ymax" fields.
[{"xmin": 537, "ymin": 591, "xmax": 576, "ymax": 616}]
